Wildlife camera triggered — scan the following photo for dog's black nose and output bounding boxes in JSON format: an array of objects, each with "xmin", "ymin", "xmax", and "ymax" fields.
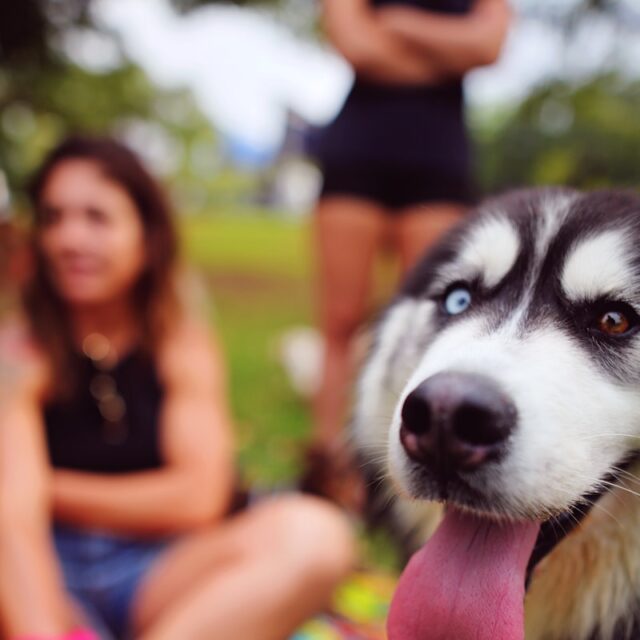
[{"xmin": 400, "ymin": 372, "xmax": 516, "ymax": 474}]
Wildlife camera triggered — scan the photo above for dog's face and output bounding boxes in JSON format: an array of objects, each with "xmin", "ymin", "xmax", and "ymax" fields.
[
  {"xmin": 356, "ymin": 188, "xmax": 640, "ymax": 521},
  {"xmin": 355, "ymin": 189, "xmax": 640, "ymax": 639}
]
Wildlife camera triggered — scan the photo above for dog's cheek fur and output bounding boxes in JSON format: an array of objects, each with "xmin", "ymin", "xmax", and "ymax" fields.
[
  {"xmin": 353, "ymin": 298, "xmax": 438, "ymax": 465},
  {"xmin": 353, "ymin": 297, "xmax": 448, "ymax": 546},
  {"xmin": 526, "ymin": 459, "xmax": 640, "ymax": 640},
  {"xmin": 493, "ymin": 325, "xmax": 640, "ymax": 516}
]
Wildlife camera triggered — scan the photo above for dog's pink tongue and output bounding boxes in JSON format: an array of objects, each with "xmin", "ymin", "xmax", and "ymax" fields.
[{"xmin": 388, "ymin": 508, "xmax": 540, "ymax": 640}]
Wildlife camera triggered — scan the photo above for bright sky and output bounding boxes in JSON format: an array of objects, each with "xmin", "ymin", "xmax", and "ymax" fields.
[{"xmin": 79, "ymin": 0, "xmax": 640, "ymax": 156}]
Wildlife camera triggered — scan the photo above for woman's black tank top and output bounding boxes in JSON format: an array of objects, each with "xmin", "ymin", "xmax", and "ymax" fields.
[
  {"xmin": 312, "ymin": 0, "xmax": 473, "ymax": 171},
  {"xmin": 45, "ymin": 348, "xmax": 164, "ymax": 473}
]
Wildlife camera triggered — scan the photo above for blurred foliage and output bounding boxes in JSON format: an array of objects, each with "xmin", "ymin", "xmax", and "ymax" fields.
[
  {"xmin": 0, "ymin": 0, "xmax": 218, "ymax": 205},
  {"xmin": 0, "ymin": 0, "xmax": 274, "ymax": 63},
  {"xmin": 473, "ymin": 74, "xmax": 640, "ymax": 192},
  {"xmin": 1, "ymin": 62, "xmax": 147, "ymax": 188},
  {"xmin": 470, "ymin": 0, "xmax": 640, "ymax": 192}
]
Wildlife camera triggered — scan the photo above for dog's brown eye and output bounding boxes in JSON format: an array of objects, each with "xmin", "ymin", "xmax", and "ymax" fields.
[{"xmin": 597, "ymin": 311, "xmax": 630, "ymax": 335}]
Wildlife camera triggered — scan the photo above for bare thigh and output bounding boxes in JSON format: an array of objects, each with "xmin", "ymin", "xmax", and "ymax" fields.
[
  {"xmin": 314, "ymin": 196, "xmax": 389, "ymax": 337},
  {"xmin": 393, "ymin": 202, "xmax": 467, "ymax": 275},
  {"xmin": 130, "ymin": 495, "xmax": 353, "ymax": 635}
]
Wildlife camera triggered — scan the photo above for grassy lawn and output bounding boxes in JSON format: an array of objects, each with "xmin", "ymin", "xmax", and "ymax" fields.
[{"xmin": 181, "ymin": 212, "xmax": 315, "ymax": 486}]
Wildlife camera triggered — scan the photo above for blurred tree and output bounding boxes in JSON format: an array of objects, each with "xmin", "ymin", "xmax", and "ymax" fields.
[
  {"xmin": 474, "ymin": 74, "xmax": 640, "ymax": 192},
  {"xmin": 0, "ymin": 1, "xmax": 93, "ymax": 65},
  {"xmin": 0, "ymin": 0, "xmax": 218, "ymax": 208},
  {"xmin": 470, "ymin": 2, "xmax": 640, "ymax": 193}
]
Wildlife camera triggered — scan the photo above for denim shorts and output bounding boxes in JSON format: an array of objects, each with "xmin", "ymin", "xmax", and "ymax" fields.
[{"xmin": 53, "ymin": 525, "xmax": 172, "ymax": 640}]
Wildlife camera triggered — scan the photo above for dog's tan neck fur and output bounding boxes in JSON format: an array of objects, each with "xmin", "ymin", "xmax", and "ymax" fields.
[{"xmin": 525, "ymin": 459, "xmax": 640, "ymax": 640}]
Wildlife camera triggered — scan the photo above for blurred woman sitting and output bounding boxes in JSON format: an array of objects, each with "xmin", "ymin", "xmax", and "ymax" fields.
[{"xmin": 0, "ymin": 136, "xmax": 354, "ymax": 640}]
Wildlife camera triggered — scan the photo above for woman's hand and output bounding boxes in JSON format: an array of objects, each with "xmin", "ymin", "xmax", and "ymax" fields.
[
  {"xmin": 300, "ymin": 436, "xmax": 366, "ymax": 515},
  {"xmin": 377, "ymin": 0, "xmax": 512, "ymax": 77},
  {"xmin": 323, "ymin": 0, "xmax": 444, "ymax": 85}
]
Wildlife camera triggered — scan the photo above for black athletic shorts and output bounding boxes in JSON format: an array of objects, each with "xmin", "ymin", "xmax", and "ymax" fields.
[{"xmin": 319, "ymin": 163, "xmax": 476, "ymax": 210}]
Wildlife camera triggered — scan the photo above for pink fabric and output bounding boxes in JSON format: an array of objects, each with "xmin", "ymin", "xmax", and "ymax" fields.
[{"xmin": 65, "ymin": 630, "xmax": 99, "ymax": 640}]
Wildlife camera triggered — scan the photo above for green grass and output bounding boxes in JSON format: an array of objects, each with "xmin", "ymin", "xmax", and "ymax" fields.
[
  {"xmin": 180, "ymin": 212, "xmax": 314, "ymax": 486},
  {"xmin": 183, "ymin": 212, "xmax": 312, "ymax": 278}
]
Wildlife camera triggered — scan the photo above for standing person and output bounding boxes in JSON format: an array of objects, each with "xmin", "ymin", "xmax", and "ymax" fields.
[
  {"xmin": 306, "ymin": 0, "xmax": 511, "ymax": 504},
  {"xmin": 0, "ymin": 136, "xmax": 354, "ymax": 640}
]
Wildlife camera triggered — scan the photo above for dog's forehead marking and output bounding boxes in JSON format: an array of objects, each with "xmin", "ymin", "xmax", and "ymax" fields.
[
  {"xmin": 459, "ymin": 215, "xmax": 520, "ymax": 288},
  {"xmin": 561, "ymin": 229, "xmax": 634, "ymax": 302},
  {"xmin": 536, "ymin": 191, "xmax": 576, "ymax": 258},
  {"xmin": 500, "ymin": 191, "xmax": 578, "ymax": 336}
]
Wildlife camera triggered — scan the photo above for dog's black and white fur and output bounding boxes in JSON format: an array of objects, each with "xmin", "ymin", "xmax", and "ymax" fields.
[{"xmin": 354, "ymin": 188, "xmax": 640, "ymax": 640}]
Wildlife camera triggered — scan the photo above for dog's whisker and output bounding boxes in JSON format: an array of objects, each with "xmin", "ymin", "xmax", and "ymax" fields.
[
  {"xmin": 598, "ymin": 480, "xmax": 640, "ymax": 502},
  {"xmin": 549, "ymin": 484, "xmax": 625, "ymax": 529},
  {"xmin": 547, "ymin": 512, "xmax": 571, "ymax": 542},
  {"xmin": 378, "ymin": 488, "xmax": 398, "ymax": 512},
  {"xmin": 581, "ymin": 433, "xmax": 640, "ymax": 441},
  {"xmin": 571, "ymin": 473, "xmax": 640, "ymax": 508},
  {"xmin": 585, "ymin": 500, "xmax": 624, "ymax": 529},
  {"xmin": 358, "ymin": 452, "xmax": 391, "ymax": 470},
  {"xmin": 609, "ymin": 466, "xmax": 640, "ymax": 486}
]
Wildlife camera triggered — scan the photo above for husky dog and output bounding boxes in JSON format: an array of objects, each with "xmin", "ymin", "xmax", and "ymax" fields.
[{"xmin": 353, "ymin": 188, "xmax": 640, "ymax": 640}]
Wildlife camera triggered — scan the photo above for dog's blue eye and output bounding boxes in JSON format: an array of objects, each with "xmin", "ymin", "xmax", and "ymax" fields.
[{"xmin": 444, "ymin": 287, "xmax": 472, "ymax": 315}]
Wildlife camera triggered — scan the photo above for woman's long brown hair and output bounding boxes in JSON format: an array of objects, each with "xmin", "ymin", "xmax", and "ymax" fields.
[{"xmin": 23, "ymin": 135, "xmax": 182, "ymax": 396}]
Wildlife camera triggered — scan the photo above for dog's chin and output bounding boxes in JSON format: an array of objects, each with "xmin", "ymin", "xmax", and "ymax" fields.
[{"xmin": 396, "ymin": 462, "xmax": 578, "ymax": 523}]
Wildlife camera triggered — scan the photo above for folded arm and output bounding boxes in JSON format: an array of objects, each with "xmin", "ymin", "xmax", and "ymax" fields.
[
  {"xmin": 377, "ymin": 0, "xmax": 512, "ymax": 76},
  {"xmin": 323, "ymin": 0, "xmax": 511, "ymax": 84},
  {"xmin": 51, "ymin": 322, "xmax": 236, "ymax": 537},
  {"xmin": 323, "ymin": 0, "xmax": 446, "ymax": 85}
]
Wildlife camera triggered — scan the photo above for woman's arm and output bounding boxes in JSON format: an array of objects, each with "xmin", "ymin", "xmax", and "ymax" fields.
[
  {"xmin": 377, "ymin": 0, "xmax": 512, "ymax": 76},
  {"xmin": 0, "ymin": 330, "xmax": 74, "ymax": 637},
  {"xmin": 323, "ymin": 0, "xmax": 446, "ymax": 85},
  {"xmin": 51, "ymin": 322, "xmax": 236, "ymax": 537}
]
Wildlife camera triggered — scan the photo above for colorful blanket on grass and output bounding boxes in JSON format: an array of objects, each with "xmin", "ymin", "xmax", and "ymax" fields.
[{"xmin": 291, "ymin": 572, "xmax": 396, "ymax": 640}]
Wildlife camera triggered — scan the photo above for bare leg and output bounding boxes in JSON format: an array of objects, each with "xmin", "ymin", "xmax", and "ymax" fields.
[
  {"xmin": 0, "ymin": 400, "xmax": 77, "ymax": 637},
  {"xmin": 132, "ymin": 495, "xmax": 355, "ymax": 640},
  {"xmin": 312, "ymin": 197, "xmax": 388, "ymax": 447},
  {"xmin": 0, "ymin": 519, "xmax": 75, "ymax": 638},
  {"xmin": 394, "ymin": 202, "xmax": 466, "ymax": 276}
]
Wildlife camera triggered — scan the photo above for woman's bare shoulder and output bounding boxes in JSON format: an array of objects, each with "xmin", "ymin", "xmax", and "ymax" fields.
[
  {"xmin": 156, "ymin": 316, "xmax": 224, "ymax": 389},
  {"xmin": 0, "ymin": 319, "xmax": 51, "ymax": 399}
]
